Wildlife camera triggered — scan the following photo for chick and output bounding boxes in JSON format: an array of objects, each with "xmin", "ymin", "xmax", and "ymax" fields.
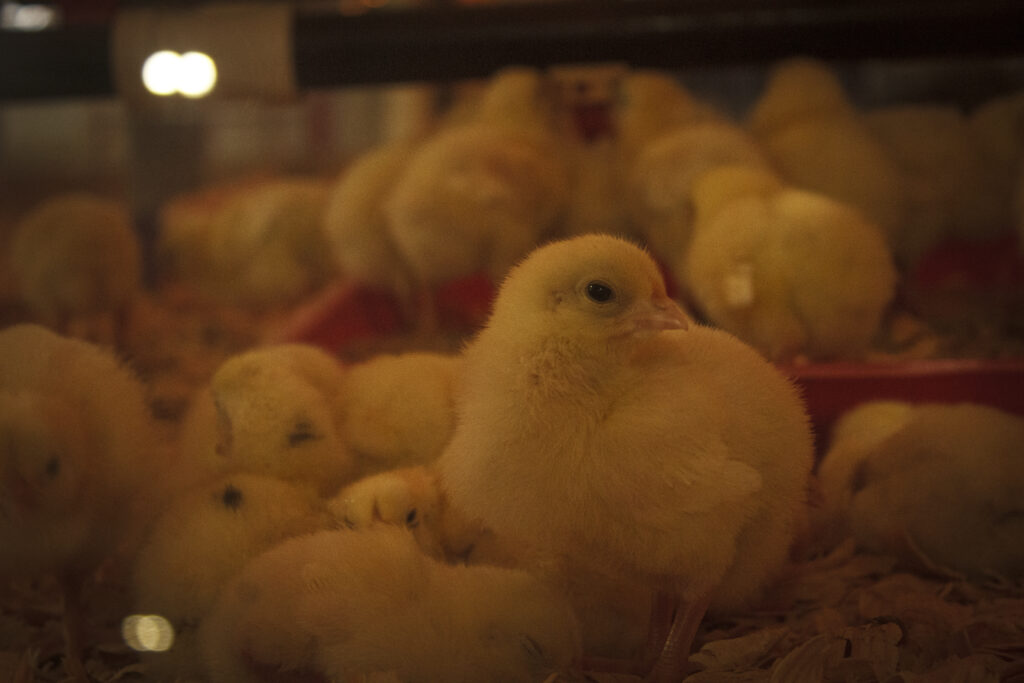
[
  {"xmin": 683, "ymin": 164, "xmax": 898, "ymax": 361},
  {"xmin": 337, "ymin": 350, "xmax": 461, "ymax": 475},
  {"xmin": 129, "ymin": 473, "xmax": 329, "ymax": 681},
  {"xmin": 203, "ymin": 178, "xmax": 336, "ymax": 308},
  {"xmin": 7, "ymin": 192, "xmax": 141, "ymax": 347},
  {"xmin": 626, "ymin": 119, "xmax": 771, "ymax": 269},
  {"xmin": 818, "ymin": 401, "xmax": 1024, "ymax": 581},
  {"xmin": 437, "ymin": 234, "xmax": 814, "ymax": 681},
  {"xmin": 177, "ymin": 343, "xmax": 354, "ymax": 497},
  {"xmin": 328, "ymin": 465, "xmax": 445, "ymax": 558},
  {"xmin": 385, "ymin": 67, "xmax": 571, "ymax": 331},
  {"xmin": 0, "ymin": 323, "xmax": 173, "ymax": 680},
  {"xmin": 865, "ymin": 104, "xmax": 1007, "ymax": 258},
  {"xmin": 199, "ymin": 526, "xmax": 582, "ymax": 683},
  {"xmin": 748, "ymin": 58, "xmax": 910, "ymax": 260}
]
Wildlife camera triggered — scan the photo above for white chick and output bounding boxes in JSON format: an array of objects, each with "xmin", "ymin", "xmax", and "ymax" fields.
[
  {"xmin": 328, "ymin": 465, "xmax": 445, "ymax": 558},
  {"xmin": 683, "ymin": 164, "xmax": 898, "ymax": 361},
  {"xmin": 203, "ymin": 178, "xmax": 336, "ymax": 308},
  {"xmin": 437, "ymin": 234, "xmax": 814, "ymax": 682},
  {"xmin": 177, "ymin": 343, "xmax": 354, "ymax": 497},
  {"xmin": 865, "ymin": 104, "xmax": 1008, "ymax": 258},
  {"xmin": 322, "ymin": 141, "xmax": 420, "ymax": 316},
  {"xmin": 130, "ymin": 473, "xmax": 329, "ymax": 681},
  {"xmin": 626, "ymin": 119, "xmax": 771, "ymax": 269},
  {"xmin": 818, "ymin": 401, "xmax": 1024, "ymax": 581},
  {"xmin": 199, "ymin": 526, "xmax": 582, "ymax": 683},
  {"xmin": 0, "ymin": 323, "xmax": 175, "ymax": 680},
  {"xmin": 747, "ymin": 57, "xmax": 910, "ymax": 260},
  {"xmin": 8, "ymin": 192, "xmax": 141, "ymax": 347},
  {"xmin": 385, "ymin": 67, "xmax": 571, "ymax": 331},
  {"xmin": 337, "ymin": 350, "xmax": 461, "ymax": 475}
]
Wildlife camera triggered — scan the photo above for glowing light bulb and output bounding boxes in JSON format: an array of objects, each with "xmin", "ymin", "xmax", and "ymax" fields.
[
  {"xmin": 141, "ymin": 50, "xmax": 181, "ymax": 97},
  {"xmin": 177, "ymin": 51, "xmax": 218, "ymax": 98},
  {"xmin": 122, "ymin": 614, "xmax": 175, "ymax": 652}
]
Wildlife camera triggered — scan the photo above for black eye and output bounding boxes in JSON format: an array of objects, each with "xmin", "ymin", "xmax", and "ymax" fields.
[
  {"xmin": 44, "ymin": 456, "xmax": 60, "ymax": 479},
  {"xmin": 585, "ymin": 281, "xmax": 614, "ymax": 303},
  {"xmin": 287, "ymin": 420, "xmax": 320, "ymax": 447},
  {"xmin": 405, "ymin": 508, "xmax": 419, "ymax": 528},
  {"xmin": 221, "ymin": 484, "xmax": 244, "ymax": 510}
]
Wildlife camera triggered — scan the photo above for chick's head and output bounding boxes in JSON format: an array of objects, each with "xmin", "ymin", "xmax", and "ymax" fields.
[{"xmin": 489, "ymin": 234, "xmax": 690, "ymax": 355}]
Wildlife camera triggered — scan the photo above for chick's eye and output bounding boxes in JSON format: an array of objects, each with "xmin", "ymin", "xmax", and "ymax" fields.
[
  {"xmin": 585, "ymin": 281, "xmax": 614, "ymax": 303},
  {"xmin": 44, "ymin": 455, "xmax": 60, "ymax": 480}
]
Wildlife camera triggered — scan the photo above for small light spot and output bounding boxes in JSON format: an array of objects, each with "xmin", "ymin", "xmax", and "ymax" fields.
[{"xmin": 122, "ymin": 614, "xmax": 175, "ymax": 652}]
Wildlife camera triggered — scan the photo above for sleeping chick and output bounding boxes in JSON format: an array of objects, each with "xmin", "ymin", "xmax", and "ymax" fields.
[
  {"xmin": 0, "ymin": 323, "xmax": 175, "ymax": 680},
  {"xmin": 437, "ymin": 234, "xmax": 814, "ymax": 682},
  {"xmin": 130, "ymin": 473, "xmax": 329, "ymax": 681},
  {"xmin": 7, "ymin": 192, "xmax": 141, "ymax": 347},
  {"xmin": 385, "ymin": 67, "xmax": 571, "ymax": 331},
  {"xmin": 199, "ymin": 526, "xmax": 582, "ymax": 683},
  {"xmin": 818, "ymin": 401, "xmax": 1024, "ymax": 581},
  {"xmin": 177, "ymin": 343, "xmax": 354, "ymax": 497},
  {"xmin": 865, "ymin": 104, "xmax": 1007, "ymax": 258},
  {"xmin": 337, "ymin": 350, "xmax": 461, "ymax": 476},
  {"xmin": 626, "ymin": 119, "xmax": 771, "ymax": 269},
  {"xmin": 683, "ymin": 164, "xmax": 898, "ymax": 361},
  {"xmin": 748, "ymin": 57, "xmax": 910, "ymax": 260},
  {"xmin": 327, "ymin": 465, "xmax": 445, "ymax": 558}
]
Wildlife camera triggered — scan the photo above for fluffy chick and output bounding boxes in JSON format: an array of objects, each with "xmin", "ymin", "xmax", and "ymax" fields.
[
  {"xmin": 0, "ymin": 323, "xmax": 174, "ymax": 680},
  {"xmin": 818, "ymin": 401, "xmax": 1024, "ymax": 581},
  {"xmin": 337, "ymin": 350, "xmax": 460, "ymax": 475},
  {"xmin": 203, "ymin": 178, "xmax": 336, "ymax": 308},
  {"xmin": 199, "ymin": 527, "xmax": 582, "ymax": 683},
  {"xmin": 865, "ymin": 104, "xmax": 1007, "ymax": 257},
  {"xmin": 328, "ymin": 465, "xmax": 445, "ymax": 558},
  {"xmin": 130, "ymin": 473, "xmax": 329, "ymax": 681},
  {"xmin": 8, "ymin": 192, "xmax": 141, "ymax": 347},
  {"xmin": 748, "ymin": 58, "xmax": 910, "ymax": 260},
  {"xmin": 438, "ymin": 234, "xmax": 814, "ymax": 681},
  {"xmin": 626, "ymin": 119, "xmax": 771, "ymax": 269},
  {"xmin": 177, "ymin": 343, "xmax": 353, "ymax": 497},
  {"xmin": 683, "ymin": 164, "xmax": 898, "ymax": 361},
  {"xmin": 385, "ymin": 67, "xmax": 571, "ymax": 331}
]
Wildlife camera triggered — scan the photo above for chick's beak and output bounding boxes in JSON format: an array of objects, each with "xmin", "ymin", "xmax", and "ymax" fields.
[{"xmin": 627, "ymin": 296, "xmax": 690, "ymax": 334}]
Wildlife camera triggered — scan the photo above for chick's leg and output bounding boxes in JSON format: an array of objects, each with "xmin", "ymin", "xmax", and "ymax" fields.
[
  {"xmin": 644, "ymin": 593, "xmax": 711, "ymax": 683},
  {"xmin": 58, "ymin": 576, "xmax": 91, "ymax": 683}
]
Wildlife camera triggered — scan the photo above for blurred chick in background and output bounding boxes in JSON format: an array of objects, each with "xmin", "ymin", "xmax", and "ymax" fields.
[
  {"xmin": 748, "ymin": 57, "xmax": 911, "ymax": 262},
  {"xmin": 336, "ymin": 350, "xmax": 461, "ymax": 476},
  {"xmin": 384, "ymin": 66, "xmax": 572, "ymax": 332},
  {"xmin": 865, "ymin": 104, "xmax": 1009, "ymax": 258},
  {"xmin": 817, "ymin": 401, "xmax": 1024, "ymax": 581},
  {"xmin": 439, "ymin": 235, "xmax": 814, "ymax": 682},
  {"xmin": 199, "ymin": 527, "xmax": 582, "ymax": 683},
  {"xmin": 7, "ymin": 193, "xmax": 142, "ymax": 348},
  {"xmin": 130, "ymin": 473, "xmax": 329, "ymax": 681},
  {"xmin": 177, "ymin": 343, "xmax": 354, "ymax": 497},
  {"xmin": 683, "ymin": 164, "xmax": 898, "ymax": 361},
  {"xmin": 0, "ymin": 323, "xmax": 176, "ymax": 681}
]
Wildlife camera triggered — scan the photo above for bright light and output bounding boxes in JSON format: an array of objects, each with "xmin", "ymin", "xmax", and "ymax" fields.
[
  {"xmin": 141, "ymin": 50, "xmax": 217, "ymax": 98},
  {"xmin": 0, "ymin": 3, "xmax": 60, "ymax": 30},
  {"xmin": 122, "ymin": 614, "xmax": 175, "ymax": 652}
]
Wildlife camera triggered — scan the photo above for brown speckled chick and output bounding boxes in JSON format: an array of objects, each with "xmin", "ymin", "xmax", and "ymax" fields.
[{"xmin": 438, "ymin": 235, "xmax": 814, "ymax": 681}]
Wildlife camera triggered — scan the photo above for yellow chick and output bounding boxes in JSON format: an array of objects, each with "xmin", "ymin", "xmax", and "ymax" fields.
[
  {"xmin": 203, "ymin": 178, "xmax": 336, "ymax": 308},
  {"xmin": 328, "ymin": 465, "xmax": 445, "ymax": 558},
  {"xmin": 684, "ymin": 164, "xmax": 898, "ymax": 361},
  {"xmin": 865, "ymin": 104, "xmax": 1008, "ymax": 257},
  {"xmin": 0, "ymin": 323, "xmax": 174, "ymax": 680},
  {"xmin": 337, "ymin": 350, "xmax": 461, "ymax": 475},
  {"xmin": 129, "ymin": 472, "xmax": 329, "ymax": 681},
  {"xmin": 818, "ymin": 401, "xmax": 1024, "ymax": 581},
  {"xmin": 748, "ymin": 57, "xmax": 910, "ymax": 260},
  {"xmin": 177, "ymin": 343, "xmax": 354, "ymax": 497},
  {"xmin": 437, "ymin": 234, "xmax": 814, "ymax": 681},
  {"xmin": 626, "ymin": 119, "xmax": 771, "ymax": 269},
  {"xmin": 385, "ymin": 67, "xmax": 571, "ymax": 331},
  {"xmin": 7, "ymin": 192, "xmax": 141, "ymax": 347},
  {"xmin": 199, "ymin": 526, "xmax": 582, "ymax": 683}
]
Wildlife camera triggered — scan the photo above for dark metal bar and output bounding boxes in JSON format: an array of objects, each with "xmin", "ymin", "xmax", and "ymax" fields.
[{"xmin": 2, "ymin": 0, "xmax": 1023, "ymax": 100}]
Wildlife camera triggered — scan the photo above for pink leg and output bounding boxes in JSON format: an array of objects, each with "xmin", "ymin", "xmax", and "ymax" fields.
[
  {"xmin": 59, "ymin": 577, "xmax": 91, "ymax": 683},
  {"xmin": 642, "ymin": 591, "xmax": 678, "ymax": 672},
  {"xmin": 644, "ymin": 594, "xmax": 712, "ymax": 683}
]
